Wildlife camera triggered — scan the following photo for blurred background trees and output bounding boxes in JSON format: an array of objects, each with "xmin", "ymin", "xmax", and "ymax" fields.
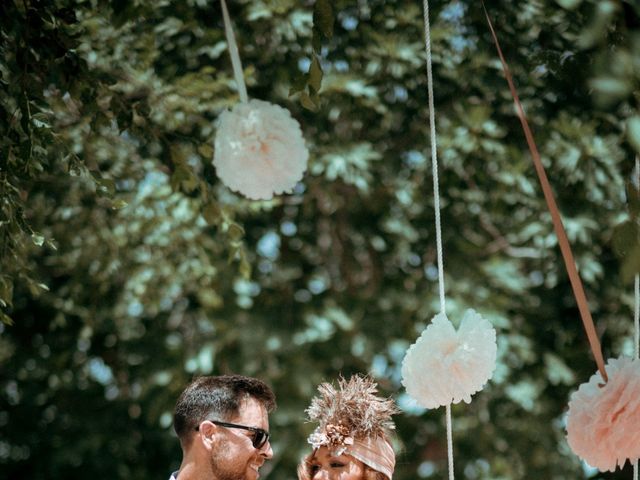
[{"xmin": 1, "ymin": 0, "xmax": 639, "ymax": 478}]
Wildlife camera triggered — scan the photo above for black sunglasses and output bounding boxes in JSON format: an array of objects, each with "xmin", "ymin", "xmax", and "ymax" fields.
[{"xmin": 196, "ymin": 420, "xmax": 270, "ymax": 449}]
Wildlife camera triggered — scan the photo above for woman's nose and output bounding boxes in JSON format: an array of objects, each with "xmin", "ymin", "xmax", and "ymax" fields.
[{"xmin": 312, "ymin": 470, "xmax": 330, "ymax": 480}]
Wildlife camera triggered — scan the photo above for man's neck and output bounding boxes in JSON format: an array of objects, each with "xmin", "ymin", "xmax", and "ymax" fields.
[{"xmin": 175, "ymin": 457, "xmax": 209, "ymax": 480}]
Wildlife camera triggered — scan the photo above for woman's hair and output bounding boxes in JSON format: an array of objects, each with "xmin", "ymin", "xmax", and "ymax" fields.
[{"xmin": 297, "ymin": 452, "xmax": 389, "ymax": 480}]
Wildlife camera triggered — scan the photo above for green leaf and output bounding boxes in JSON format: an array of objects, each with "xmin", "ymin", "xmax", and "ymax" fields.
[
  {"xmin": 627, "ymin": 116, "xmax": 640, "ymax": 155},
  {"xmin": 626, "ymin": 180, "xmax": 640, "ymax": 217},
  {"xmin": 311, "ymin": 31, "xmax": 322, "ymax": 53},
  {"xmin": 589, "ymin": 77, "xmax": 631, "ymax": 97},
  {"xmin": 239, "ymin": 249, "xmax": 251, "ymax": 279},
  {"xmin": 203, "ymin": 203, "xmax": 222, "ymax": 225},
  {"xmin": 313, "ymin": 0, "xmax": 334, "ymax": 40},
  {"xmin": 111, "ymin": 199, "xmax": 128, "ymax": 210},
  {"xmin": 0, "ymin": 311, "xmax": 13, "ymax": 326},
  {"xmin": 31, "ymin": 233, "xmax": 45, "ymax": 246},
  {"xmin": 612, "ymin": 221, "xmax": 638, "ymax": 257},
  {"xmin": 227, "ymin": 223, "xmax": 245, "ymax": 242},
  {"xmin": 543, "ymin": 353, "xmax": 576, "ymax": 385},
  {"xmin": 31, "ymin": 117, "xmax": 51, "ymax": 129},
  {"xmin": 299, "ymin": 91, "xmax": 319, "ymax": 111},
  {"xmin": 308, "ymin": 55, "xmax": 323, "ymax": 93},
  {"xmin": 577, "ymin": 0, "xmax": 618, "ymax": 49},
  {"xmin": 621, "ymin": 243, "xmax": 640, "ymax": 283},
  {"xmin": 554, "ymin": 0, "xmax": 582, "ymax": 10},
  {"xmin": 289, "ymin": 74, "xmax": 308, "ymax": 96},
  {"xmin": 197, "ymin": 143, "xmax": 213, "ymax": 159},
  {"xmin": 0, "ymin": 277, "xmax": 13, "ymax": 308}
]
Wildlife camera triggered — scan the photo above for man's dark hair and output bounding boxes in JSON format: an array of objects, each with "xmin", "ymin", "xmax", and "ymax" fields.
[{"xmin": 173, "ymin": 374, "xmax": 276, "ymax": 443}]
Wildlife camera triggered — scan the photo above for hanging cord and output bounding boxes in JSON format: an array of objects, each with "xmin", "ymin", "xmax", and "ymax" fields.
[
  {"xmin": 635, "ymin": 157, "xmax": 640, "ymax": 361},
  {"xmin": 421, "ymin": 2, "xmax": 452, "ymax": 478},
  {"xmin": 421, "ymin": 0, "xmax": 446, "ymax": 314},
  {"xmin": 220, "ymin": 0, "xmax": 249, "ymax": 103},
  {"xmin": 445, "ymin": 404, "xmax": 454, "ymax": 480},
  {"xmin": 635, "ymin": 157, "xmax": 639, "ymax": 480},
  {"xmin": 480, "ymin": 1, "xmax": 608, "ymax": 382},
  {"xmin": 634, "ymin": 271, "xmax": 638, "ymax": 480}
]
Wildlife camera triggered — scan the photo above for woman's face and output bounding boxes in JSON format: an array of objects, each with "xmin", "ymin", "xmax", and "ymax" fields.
[{"xmin": 308, "ymin": 447, "xmax": 365, "ymax": 480}]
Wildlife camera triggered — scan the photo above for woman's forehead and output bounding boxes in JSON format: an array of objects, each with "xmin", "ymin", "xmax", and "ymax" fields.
[{"xmin": 313, "ymin": 447, "xmax": 351, "ymax": 462}]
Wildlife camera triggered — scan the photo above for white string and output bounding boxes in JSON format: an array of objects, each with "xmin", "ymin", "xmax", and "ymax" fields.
[
  {"xmin": 445, "ymin": 403, "xmax": 454, "ymax": 480},
  {"xmin": 421, "ymin": 1, "xmax": 451, "ymax": 477},
  {"xmin": 421, "ymin": 0, "xmax": 446, "ymax": 314},
  {"xmin": 220, "ymin": 0, "xmax": 249, "ymax": 103}
]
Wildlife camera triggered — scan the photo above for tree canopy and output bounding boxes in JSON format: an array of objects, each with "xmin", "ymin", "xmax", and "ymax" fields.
[{"xmin": 1, "ymin": 0, "xmax": 640, "ymax": 479}]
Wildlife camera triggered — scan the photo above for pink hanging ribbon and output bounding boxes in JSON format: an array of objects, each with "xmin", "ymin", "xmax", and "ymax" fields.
[{"xmin": 480, "ymin": 1, "xmax": 608, "ymax": 382}]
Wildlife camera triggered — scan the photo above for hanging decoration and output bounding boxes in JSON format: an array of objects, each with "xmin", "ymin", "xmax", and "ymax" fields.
[
  {"xmin": 401, "ymin": 2, "xmax": 497, "ymax": 479},
  {"xmin": 565, "ymin": 357, "xmax": 640, "ymax": 472},
  {"xmin": 213, "ymin": 0, "xmax": 309, "ymax": 200},
  {"xmin": 402, "ymin": 310, "xmax": 497, "ymax": 409},
  {"xmin": 566, "ymin": 160, "xmax": 640, "ymax": 474},
  {"xmin": 214, "ymin": 99, "xmax": 309, "ymax": 200},
  {"xmin": 481, "ymin": 2, "xmax": 640, "ymax": 475}
]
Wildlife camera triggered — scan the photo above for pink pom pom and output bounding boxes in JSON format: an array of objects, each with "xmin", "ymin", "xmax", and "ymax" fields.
[
  {"xmin": 566, "ymin": 357, "xmax": 640, "ymax": 472},
  {"xmin": 213, "ymin": 99, "xmax": 309, "ymax": 200},
  {"xmin": 401, "ymin": 309, "xmax": 497, "ymax": 409}
]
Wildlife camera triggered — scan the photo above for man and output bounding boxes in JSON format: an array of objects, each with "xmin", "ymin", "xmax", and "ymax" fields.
[{"xmin": 170, "ymin": 375, "xmax": 276, "ymax": 480}]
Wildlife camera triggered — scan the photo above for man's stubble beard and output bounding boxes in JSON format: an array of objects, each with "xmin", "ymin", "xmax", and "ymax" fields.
[{"xmin": 209, "ymin": 440, "xmax": 248, "ymax": 480}]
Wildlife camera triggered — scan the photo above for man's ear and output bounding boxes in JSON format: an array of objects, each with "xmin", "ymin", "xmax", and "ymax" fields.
[{"xmin": 196, "ymin": 421, "xmax": 218, "ymax": 450}]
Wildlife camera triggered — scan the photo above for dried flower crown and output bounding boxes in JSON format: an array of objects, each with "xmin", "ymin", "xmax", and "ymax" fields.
[{"xmin": 306, "ymin": 375, "xmax": 398, "ymax": 453}]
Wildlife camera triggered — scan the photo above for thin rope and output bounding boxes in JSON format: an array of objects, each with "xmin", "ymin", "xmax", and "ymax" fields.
[
  {"xmin": 421, "ymin": 0, "xmax": 446, "ymax": 314},
  {"xmin": 445, "ymin": 403, "xmax": 454, "ymax": 480},
  {"xmin": 636, "ymin": 157, "xmax": 639, "ymax": 480},
  {"xmin": 220, "ymin": 0, "xmax": 249, "ymax": 103},
  {"xmin": 635, "ymin": 157, "xmax": 640, "ymax": 362},
  {"xmin": 635, "ymin": 274, "xmax": 639, "ymax": 360},
  {"xmin": 481, "ymin": 0, "xmax": 607, "ymax": 382},
  {"xmin": 421, "ymin": 2, "xmax": 452, "ymax": 475},
  {"xmin": 421, "ymin": 1, "xmax": 451, "ymax": 476},
  {"xmin": 634, "ymin": 213, "xmax": 638, "ymax": 480}
]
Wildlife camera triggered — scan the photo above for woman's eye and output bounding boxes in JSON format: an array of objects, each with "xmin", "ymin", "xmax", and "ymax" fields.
[
  {"xmin": 330, "ymin": 462, "xmax": 345, "ymax": 468},
  {"xmin": 310, "ymin": 465, "xmax": 320, "ymax": 473}
]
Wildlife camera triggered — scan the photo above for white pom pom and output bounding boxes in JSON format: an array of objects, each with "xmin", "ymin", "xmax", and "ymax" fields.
[
  {"xmin": 566, "ymin": 357, "xmax": 640, "ymax": 472},
  {"xmin": 213, "ymin": 99, "xmax": 309, "ymax": 200},
  {"xmin": 401, "ymin": 309, "xmax": 497, "ymax": 409}
]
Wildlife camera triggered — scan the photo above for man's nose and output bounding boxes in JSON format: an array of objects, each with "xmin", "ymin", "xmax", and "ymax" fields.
[{"xmin": 259, "ymin": 440, "xmax": 273, "ymax": 459}]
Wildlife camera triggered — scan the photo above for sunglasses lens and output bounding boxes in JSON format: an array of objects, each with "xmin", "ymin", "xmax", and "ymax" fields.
[{"xmin": 253, "ymin": 431, "xmax": 268, "ymax": 449}]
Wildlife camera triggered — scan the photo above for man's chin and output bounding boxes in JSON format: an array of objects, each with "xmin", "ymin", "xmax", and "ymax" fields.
[{"xmin": 246, "ymin": 465, "xmax": 261, "ymax": 480}]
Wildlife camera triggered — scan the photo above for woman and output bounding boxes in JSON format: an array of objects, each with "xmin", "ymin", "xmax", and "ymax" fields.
[{"xmin": 298, "ymin": 375, "xmax": 398, "ymax": 480}]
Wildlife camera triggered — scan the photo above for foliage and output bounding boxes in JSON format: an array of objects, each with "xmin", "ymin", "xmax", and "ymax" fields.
[{"xmin": 1, "ymin": 0, "xmax": 640, "ymax": 479}]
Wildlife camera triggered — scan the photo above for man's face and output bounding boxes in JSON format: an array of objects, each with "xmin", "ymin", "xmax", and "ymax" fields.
[{"xmin": 209, "ymin": 397, "xmax": 273, "ymax": 480}]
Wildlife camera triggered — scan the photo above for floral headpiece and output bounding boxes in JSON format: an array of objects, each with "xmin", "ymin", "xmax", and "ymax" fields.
[{"xmin": 306, "ymin": 375, "xmax": 397, "ymax": 455}]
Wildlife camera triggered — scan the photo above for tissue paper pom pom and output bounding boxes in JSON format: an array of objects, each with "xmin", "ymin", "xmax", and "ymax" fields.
[
  {"xmin": 213, "ymin": 99, "xmax": 309, "ymax": 200},
  {"xmin": 401, "ymin": 309, "xmax": 497, "ymax": 409},
  {"xmin": 566, "ymin": 357, "xmax": 640, "ymax": 472}
]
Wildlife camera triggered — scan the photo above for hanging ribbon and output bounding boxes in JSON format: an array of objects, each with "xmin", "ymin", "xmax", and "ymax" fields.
[
  {"xmin": 220, "ymin": 0, "xmax": 249, "ymax": 103},
  {"xmin": 480, "ymin": 0, "xmax": 608, "ymax": 382}
]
